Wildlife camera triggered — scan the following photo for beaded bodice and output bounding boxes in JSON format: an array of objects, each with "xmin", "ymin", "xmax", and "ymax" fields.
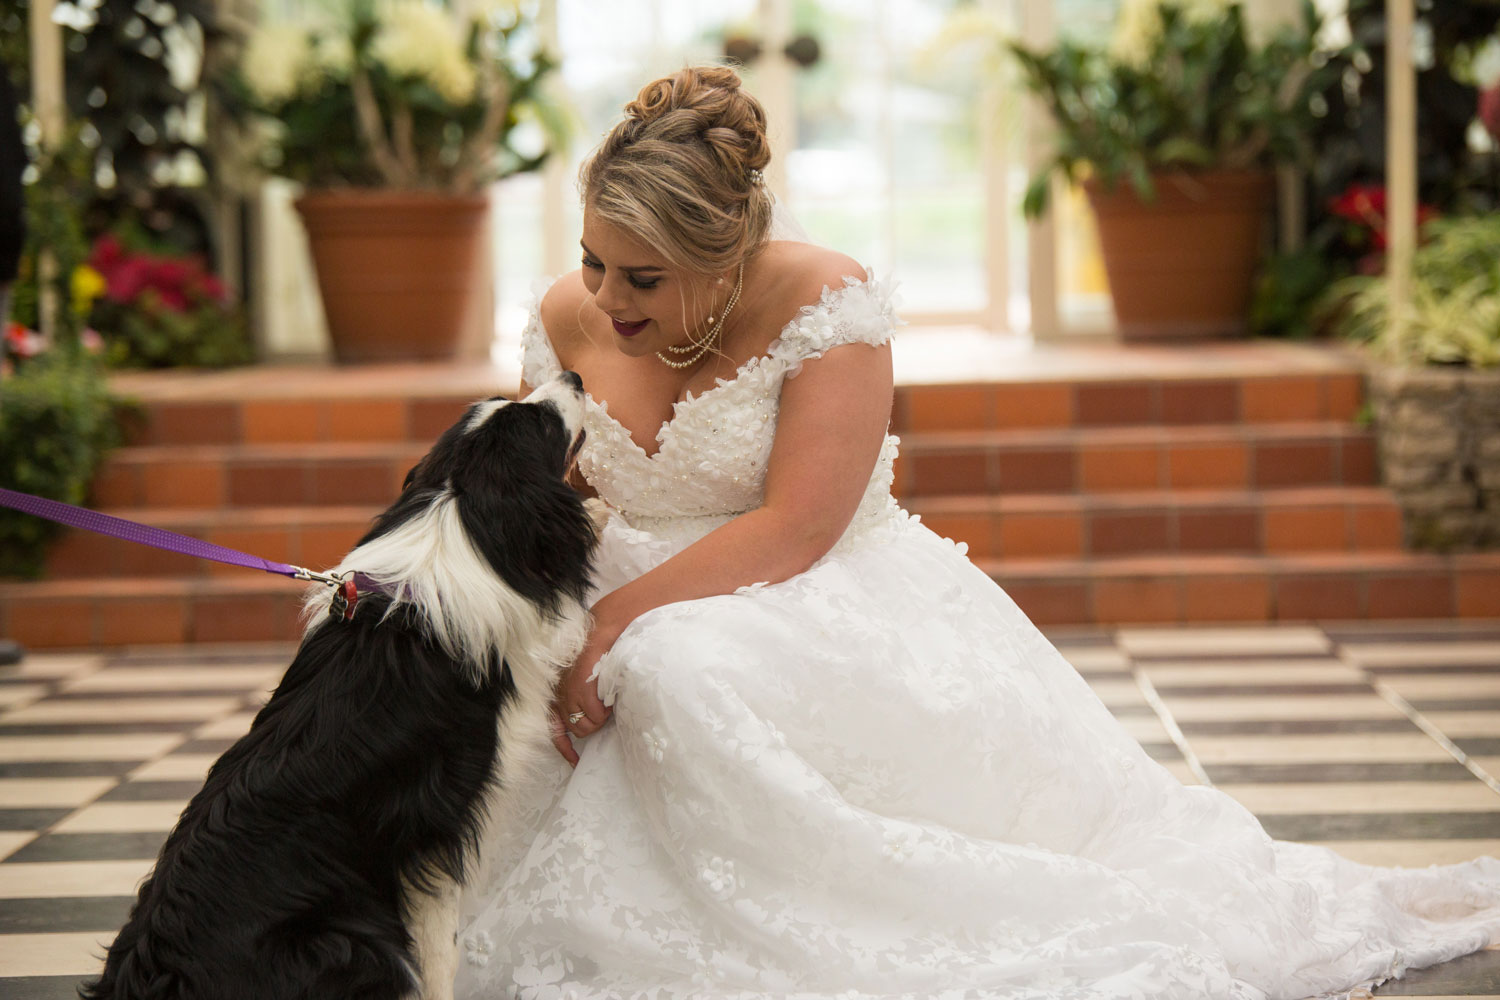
[{"xmin": 520, "ymin": 276, "xmax": 903, "ymax": 547}]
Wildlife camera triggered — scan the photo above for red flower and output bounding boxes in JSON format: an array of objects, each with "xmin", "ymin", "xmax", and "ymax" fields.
[
  {"xmin": 88, "ymin": 233, "xmax": 124, "ymax": 273},
  {"xmin": 5, "ymin": 322, "xmax": 47, "ymax": 358},
  {"xmin": 1480, "ymin": 83, "xmax": 1500, "ymax": 144},
  {"xmin": 197, "ymin": 273, "xmax": 228, "ymax": 304},
  {"xmin": 104, "ymin": 257, "xmax": 152, "ymax": 303},
  {"xmin": 1328, "ymin": 183, "xmax": 1386, "ymax": 226},
  {"xmin": 86, "ymin": 233, "xmax": 233, "ymax": 313},
  {"xmin": 1327, "ymin": 183, "xmax": 1439, "ymax": 250}
]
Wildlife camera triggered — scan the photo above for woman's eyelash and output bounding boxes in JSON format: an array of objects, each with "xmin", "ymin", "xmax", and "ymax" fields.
[{"xmin": 582, "ymin": 257, "xmax": 659, "ymax": 290}]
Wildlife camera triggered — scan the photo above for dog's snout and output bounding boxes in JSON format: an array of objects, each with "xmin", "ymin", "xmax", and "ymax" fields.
[{"xmin": 560, "ymin": 370, "xmax": 584, "ymax": 392}]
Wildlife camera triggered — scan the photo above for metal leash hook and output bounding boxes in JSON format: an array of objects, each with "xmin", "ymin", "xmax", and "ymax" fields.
[{"xmin": 292, "ymin": 567, "xmax": 360, "ymax": 622}]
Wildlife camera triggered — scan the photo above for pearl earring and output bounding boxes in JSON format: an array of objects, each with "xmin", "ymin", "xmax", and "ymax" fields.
[{"xmin": 707, "ymin": 276, "xmax": 727, "ymax": 323}]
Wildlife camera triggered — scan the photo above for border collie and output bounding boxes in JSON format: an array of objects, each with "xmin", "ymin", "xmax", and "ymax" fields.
[{"xmin": 80, "ymin": 372, "xmax": 595, "ymax": 1000}]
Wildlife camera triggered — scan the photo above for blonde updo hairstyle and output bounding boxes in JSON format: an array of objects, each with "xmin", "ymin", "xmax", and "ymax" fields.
[{"xmin": 580, "ymin": 66, "xmax": 774, "ymax": 280}]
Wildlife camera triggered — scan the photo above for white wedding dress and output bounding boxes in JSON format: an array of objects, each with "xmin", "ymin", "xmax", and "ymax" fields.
[{"xmin": 456, "ymin": 276, "xmax": 1500, "ymax": 1000}]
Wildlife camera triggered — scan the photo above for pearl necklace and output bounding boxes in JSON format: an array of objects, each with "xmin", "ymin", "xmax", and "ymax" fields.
[{"xmin": 656, "ymin": 263, "xmax": 744, "ymax": 370}]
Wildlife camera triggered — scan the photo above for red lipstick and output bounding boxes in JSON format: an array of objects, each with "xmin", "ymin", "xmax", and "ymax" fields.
[{"xmin": 611, "ymin": 317, "xmax": 649, "ymax": 338}]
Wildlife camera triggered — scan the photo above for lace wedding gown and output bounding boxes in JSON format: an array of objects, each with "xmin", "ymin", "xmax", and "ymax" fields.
[{"xmin": 456, "ymin": 277, "xmax": 1500, "ymax": 1000}]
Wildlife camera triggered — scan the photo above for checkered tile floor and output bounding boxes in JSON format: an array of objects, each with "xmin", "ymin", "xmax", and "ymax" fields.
[{"xmin": 1, "ymin": 624, "xmax": 1497, "ymax": 999}]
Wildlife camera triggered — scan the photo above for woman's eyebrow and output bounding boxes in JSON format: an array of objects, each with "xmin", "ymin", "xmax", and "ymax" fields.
[{"xmin": 579, "ymin": 241, "xmax": 666, "ymax": 274}]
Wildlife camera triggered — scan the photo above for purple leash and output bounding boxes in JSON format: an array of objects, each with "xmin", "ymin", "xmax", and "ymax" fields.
[{"xmin": 0, "ymin": 487, "xmax": 378, "ymax": 621}]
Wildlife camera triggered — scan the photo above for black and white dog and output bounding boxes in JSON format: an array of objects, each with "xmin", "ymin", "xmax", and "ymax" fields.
[{"xmin": 81, "ymin": 372, "xmax": 596, "ymax": 1000}]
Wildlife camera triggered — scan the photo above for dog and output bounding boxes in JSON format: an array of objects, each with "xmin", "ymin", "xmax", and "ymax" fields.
[{"xmin": 80, "ymin": 372, "xmax": 596, "ymax": 1000}]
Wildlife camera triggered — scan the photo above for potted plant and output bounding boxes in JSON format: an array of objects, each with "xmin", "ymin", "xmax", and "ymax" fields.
[
  {"xmin": 2, "ymin": 132, "xmax": 121, "ymax": 578},
  {"xmin": 1248, "ymin": 2, "xmax": 1500, "ymax": 339},
  {"xmin": 234, "ymin": 0, "xmax": 566, "ymax": 363},
  {"xmin": 1327, "ymin": 213, "xmax": 1500, "ymax": 550},
  {"xmin": 1009, "ymin": 1, "xmax": 1345, "ymax": 340}
]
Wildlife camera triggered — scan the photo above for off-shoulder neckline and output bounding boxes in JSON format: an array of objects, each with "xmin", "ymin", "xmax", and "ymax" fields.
[{"xmin": 527, "ymin": 273, "xmax": 883, "ymax": 462}]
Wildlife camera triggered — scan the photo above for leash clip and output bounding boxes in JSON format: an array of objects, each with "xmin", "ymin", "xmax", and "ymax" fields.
[{"xmin": 292, "ymin": 567, "xmax": 360, "ymax": 622}]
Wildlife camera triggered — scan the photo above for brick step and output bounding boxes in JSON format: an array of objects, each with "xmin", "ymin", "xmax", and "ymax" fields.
[
  {"xmin": 0, "ymin": 575, "xmax": 312, "ymax": 647},
  {"xmin": 5, "ymin": 551, "xmax": 1497, "ymax": 647},
  {"xmin": 119, "ymin": 392, "xmax": 477, "ymax": 448},
  {"xmin": 907, "ymin": 487, "xmax": 1403, "ymax": 559},
  {"xmin": 114, "ymin": 367, "xmax": 1366, "ymax": 446},
  {"xmin": 92, "ymin": 442, "xmax": 427, "ymax": 509},
  {"xmin": 897, "ymin": 421, "xmax": 1377, "ymax": 496},
  {"xmin": 898, "ymin": 370, "xmax": 1363, "ymax": 433},
  {"xmin": 42, "ymin": 507, "xmax": 381, "ymax": 579},
  {"xmin": 979, "ymin": 551, "xmax": 1500, "ymax": 626},
  {"xmin": 94, "ymin": 421, "xmax": 1376, "ymax": 510}
]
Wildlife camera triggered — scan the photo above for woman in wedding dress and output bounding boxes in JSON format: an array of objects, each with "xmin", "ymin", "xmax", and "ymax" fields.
[{"xmin": 455, "ymin": 65, "xmax": 1500, "ymax": 1000}]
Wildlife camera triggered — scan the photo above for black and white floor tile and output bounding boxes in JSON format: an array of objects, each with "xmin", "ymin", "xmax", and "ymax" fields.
[{"xmin": 1, "ymin": 625, "xmax": 1497, "ymax": 999}]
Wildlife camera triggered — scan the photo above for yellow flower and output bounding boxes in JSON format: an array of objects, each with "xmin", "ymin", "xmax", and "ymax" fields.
[
  {"xmin": 1110, "ymin": 0, "xmax": 1236, "ymax": 67},
  {"xmin": 71, "ymin": 265, "xmax": 106, "ymax": 316},
  {"xmin": 241, "ymin": 23, "xmax": 313, "ymax": 104},
  {"xmin": 372, "ymin": 2, "xmax": 477, "ymax": 105}
]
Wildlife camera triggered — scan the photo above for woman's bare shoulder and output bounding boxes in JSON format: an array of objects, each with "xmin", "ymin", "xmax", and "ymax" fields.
[
  {"xmin": 538, "ymin": 270, "xmax": 594, "ymax": 366},
  {"xmin": 761, "ymin": 242, "xmax": 868, "ymax": 309}
]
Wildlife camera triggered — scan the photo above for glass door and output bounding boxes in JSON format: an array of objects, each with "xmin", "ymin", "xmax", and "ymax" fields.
[{"xmin": 492, "ymin": 0, "xmax": 1007, "ymax": 359}]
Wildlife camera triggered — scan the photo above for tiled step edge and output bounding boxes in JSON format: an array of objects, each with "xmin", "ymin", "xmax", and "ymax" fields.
[
  {"xmin": 907, "ymin": 487, "xmax": 1403, "ymax": 558},
  {"xmin": 896, "ymin": 370, "xmax": 1364, "ymax": 433},
  {"xmin": 5, "ymin": 552, "xmax": 1498, "ymax": 647},
  {"xmin": 0, "ymin": 576, "xmax": 314, "ymax": 648},
  {"xmin": 94, "ymin": 421, "xmax": 1378, "ymax": 509},
  {"xmin": 116, "ymin": 367, "xmax": 1365, "ymax": 444},
  {"xmin": 974, "ymin": 552, "xmax": 1500, "ymax": 626},
  {"xmin": 93, "ymin": 442, "xmax": 428, "ymax": 509},
  {"xmin": 896, "ymin": 422, "xmax": 1377, "ymax": 496}
]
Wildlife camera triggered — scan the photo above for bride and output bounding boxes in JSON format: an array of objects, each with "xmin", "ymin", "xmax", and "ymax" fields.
[{"xmin": 455, "ymin": 65, "xmax": 1500, "ymax": 999}]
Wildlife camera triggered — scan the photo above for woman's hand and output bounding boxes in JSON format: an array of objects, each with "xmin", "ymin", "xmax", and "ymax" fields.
[{"xmin": 551, "ymin": 612, "xmax": 626, "ymax": 766}]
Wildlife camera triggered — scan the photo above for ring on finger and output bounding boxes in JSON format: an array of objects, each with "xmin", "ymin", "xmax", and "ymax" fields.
[{"xmin": 567, "ymin": 711, "xmax": 587, "ymax": 725}]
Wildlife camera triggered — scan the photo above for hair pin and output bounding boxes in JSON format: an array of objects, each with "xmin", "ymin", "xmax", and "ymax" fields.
[{"xmin": 747, "ymin": 168, "xmax": 765, "ymax": 187}]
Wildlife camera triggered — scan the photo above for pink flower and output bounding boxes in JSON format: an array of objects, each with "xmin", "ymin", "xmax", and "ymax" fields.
[{"xmin": 5, "ymin": 322, "xmax": 47, "ymax": 358}]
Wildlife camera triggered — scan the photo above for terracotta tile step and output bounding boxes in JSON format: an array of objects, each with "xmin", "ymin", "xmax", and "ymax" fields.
[
  {"xmin": 41, "ymin": 507, "xmax": 382, "ymax": 579},
  {"xmin": 5, "ymin": 549, "xmax": 1497, "ymax": 647},
  {"xmin": 896, "ymin": 370, "xmax": 1364, "ymax": 433},
  {"xmin": 895, "ymin": 422, "xmax": 1376, "ymax": 496},
  {"xmin": 974, "ymin": 551, "xmax": 1500, "ymax": 627},
  {"xmin": 111, "ymin": 363, "xmax": 1367, "ymax": 445},
  {"xmin": 92, "ymin": 442, "xmax": 428, "ymax": 509},
  {"xmin": 119, "ymin": 392, "xmax": 485, "ymax": 448},
  {"xmin": 907, "ymin": 487, "xmax": 1404, "ymax": 558},
  {"xmin": 0, "ymin": 576, "xmax": 314, "ymax": 648}
]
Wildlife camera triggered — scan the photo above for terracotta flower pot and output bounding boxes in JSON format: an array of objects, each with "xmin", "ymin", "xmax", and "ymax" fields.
[
  {"xmin": 1084, "ymin": 169, "xmax": 1275, "ymax": 341},
  {"xmin": 295, "ymin": 189, "xmax": 489, "ymax": 363}
]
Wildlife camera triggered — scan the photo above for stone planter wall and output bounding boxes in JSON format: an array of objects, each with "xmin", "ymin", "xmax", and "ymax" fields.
[{"xmin": 1370, "ymin": 365, "xmax": 1500, "ymax": 550}]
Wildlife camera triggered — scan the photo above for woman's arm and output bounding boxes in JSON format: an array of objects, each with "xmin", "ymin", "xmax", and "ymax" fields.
[{"xmin": 556, "ymin": 291, "xmax": 894, "ymax": 757}]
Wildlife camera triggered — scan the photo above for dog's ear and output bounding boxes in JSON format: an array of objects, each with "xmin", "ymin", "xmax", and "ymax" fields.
[
  {"xmin": 462, "ymin": 477, "xmax": 595, "ymax": 615},
  {"xmin": 450, "ymin": 402, "xmax": 594, "ymax": 613}
]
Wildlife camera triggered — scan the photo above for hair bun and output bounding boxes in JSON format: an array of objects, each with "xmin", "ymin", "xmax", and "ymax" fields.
[
  {"xmin": 583, "ymin": 66, "xmax": 775, "ymax": 276},
  {"xmin": 621, "ymin": 67, "xmax": 771, "ymax": 175},
  {"xmin": 623, "ymin": 66, "xmax": 741, "ymax": 125}
]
